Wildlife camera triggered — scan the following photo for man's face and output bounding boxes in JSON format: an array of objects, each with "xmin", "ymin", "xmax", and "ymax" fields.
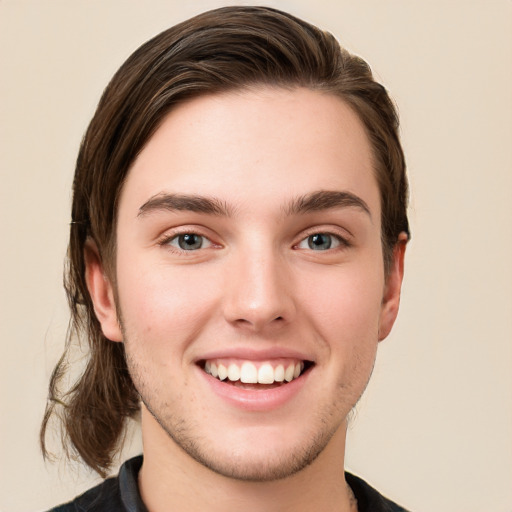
[{"xmin": 91, "ymin": 87, "xmax": 404, "ymax": 481}]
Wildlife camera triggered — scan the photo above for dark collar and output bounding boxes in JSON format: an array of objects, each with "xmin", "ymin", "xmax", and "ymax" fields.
[{"xmin": 118, "ymin": 456, "xmax": 409, "ymax": 512}]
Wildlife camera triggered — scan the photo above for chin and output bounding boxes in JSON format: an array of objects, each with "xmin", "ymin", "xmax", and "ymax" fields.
[
  {"xmin": 185, "ymin": 440, "xmax": 326, "ymax": 482},
  {"xmin": 155, "ymin": 412, "xmax": 339, "ymax": 482}
]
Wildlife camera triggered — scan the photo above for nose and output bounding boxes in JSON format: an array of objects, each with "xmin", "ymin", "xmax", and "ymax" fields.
[{"xmin": 222, "ymin": 247, "xmax": 296, "ymax": 332}]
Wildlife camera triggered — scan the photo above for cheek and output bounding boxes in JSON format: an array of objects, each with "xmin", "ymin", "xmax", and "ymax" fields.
[
  {"xmin": 115, "ymin": 258, "xmax": 221, "ymax": 344},
  {"xmin": 301, "ymin": 264, "xmax": 385, "ymax": 337}
]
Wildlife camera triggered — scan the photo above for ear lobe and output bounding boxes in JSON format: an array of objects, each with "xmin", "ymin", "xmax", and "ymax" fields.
[
  {"xmin": 84, "ymin": 240, "xmax": 123, "ymax": 342},
  {"xmin": 378, "ymin": 233, "xmax": 407, "ymax": 341}
]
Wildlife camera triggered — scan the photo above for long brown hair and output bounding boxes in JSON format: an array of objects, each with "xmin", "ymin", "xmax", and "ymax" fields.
[{"xmin": 40, "ymin": 5, "xmax": 409, "ymax": 477}]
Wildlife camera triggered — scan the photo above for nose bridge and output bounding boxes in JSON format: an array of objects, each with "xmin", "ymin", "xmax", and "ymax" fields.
[{"xmin": 223, "ymin": 241, "xmax": 295, "ymax": 330}]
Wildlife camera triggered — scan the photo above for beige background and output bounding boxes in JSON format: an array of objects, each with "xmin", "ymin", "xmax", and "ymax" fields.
[{"xmin": 1, "ymin": 1, "xmax": 511, "ymax": 511}]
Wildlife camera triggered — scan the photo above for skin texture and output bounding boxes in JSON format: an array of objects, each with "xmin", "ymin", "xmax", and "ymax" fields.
[{"xmin": 86, "ymin": 87, "xmax": 406, "ymax": 512}]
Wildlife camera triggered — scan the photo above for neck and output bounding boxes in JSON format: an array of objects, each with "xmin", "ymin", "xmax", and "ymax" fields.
[{"xmin": 138, "ymin": 407, "xmax": 355, "ymax": 512}]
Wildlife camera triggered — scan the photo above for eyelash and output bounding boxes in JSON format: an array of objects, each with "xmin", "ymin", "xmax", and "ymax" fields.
[
  {"xmin": 294, "ymin": 230, "xmax": 351, "ymax": 252},
  {"xmin": 158, "ymin": 230, "xmax": 214, "ymax": 253},
  {"xmin": 157, "ymin": 228, "xmax": 351, "ymax": 254}
]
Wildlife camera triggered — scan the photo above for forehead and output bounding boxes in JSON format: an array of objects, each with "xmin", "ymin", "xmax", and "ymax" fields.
[{"xmin": 120, "ymin": 87, "xmax": 379, "ymax": 218}]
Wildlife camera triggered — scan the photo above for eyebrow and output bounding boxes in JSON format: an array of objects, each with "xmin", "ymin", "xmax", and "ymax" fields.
[
  {"xmin": 137, "ymin": 190, "xmax": 371, "ymax": 219},
  {"xmin": 138, "ymin": 193, "xmax": 234, "ymax": 218},
  {"xmin": 284, "ymin": 190, "xmax": 371, "ymax": 218}
]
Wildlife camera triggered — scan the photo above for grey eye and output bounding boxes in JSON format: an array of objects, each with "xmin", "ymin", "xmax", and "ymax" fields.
[
  {"xmin": 307, "ymin": 233, "xmax": 333, "ymax": 250},
  {"xmin": 297, "ymin": 233, "xmax": 342, "ymax": 251},
  {"xmin": 172, "ymin": 233, "xmax": 206, "ymax": 250}
]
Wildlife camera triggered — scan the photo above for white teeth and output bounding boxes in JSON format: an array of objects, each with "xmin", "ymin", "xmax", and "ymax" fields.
[
  {"xmin": 274, "ymin": 364, "xmax": 285, "ymax": 382},
  {"xmin": 258, "ymin": 363, "xmax": 275, "ymax": 384},
  {"xmin": 227, "ymin": 363, "xmax": 240, "ymax": 381},
  {"xmin": 284, "ymin": 364, "xmax": 295, "ymax": 382},
  {"xmin": 217, "ymin": 363, "xmax": 228, "ymax": 381},
  {"xmin": 240, "ymin": 362, "xmax": 258, "ymax": 383},
  {"xmin": 204, "ymin": 359, "xmax": 307, "ymax": 384}
]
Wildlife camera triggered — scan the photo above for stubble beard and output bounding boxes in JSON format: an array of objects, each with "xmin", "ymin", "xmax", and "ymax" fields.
[
  {"xmin": 141, "ymin": 395, "xmax": 337, "ymax": 482},
  {"xmin": 118, "ymin": 298, "xmax": 375, "ymax": 483},
  {"xmin": 123, "ymin": 340, "xmax": 348, "ymax": 483}
]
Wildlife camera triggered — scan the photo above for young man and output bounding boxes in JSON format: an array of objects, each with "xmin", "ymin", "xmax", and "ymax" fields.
[{"xmin": 41, "ymin": 6, "xmax": 410, "ymax": 511}]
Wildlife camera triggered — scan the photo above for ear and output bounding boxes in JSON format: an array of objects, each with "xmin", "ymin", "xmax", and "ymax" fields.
[
  {"xmin": 378, "ymin": 232, "xmax": 408, "ymax": 341},
  {"xmin": 84, "ymin": 239, "xmax": 123, "ymax": 342}
]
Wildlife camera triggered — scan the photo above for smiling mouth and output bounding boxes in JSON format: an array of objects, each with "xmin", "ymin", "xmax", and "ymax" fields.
[{"xmin": 201, "ymin": 359, "xmax": 313, "ymax": 388}]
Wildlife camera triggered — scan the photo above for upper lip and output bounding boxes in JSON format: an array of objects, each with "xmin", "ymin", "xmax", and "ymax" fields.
[{"xmin": 194, "ymin": 347, "xmax": 315, "ymax": 364}]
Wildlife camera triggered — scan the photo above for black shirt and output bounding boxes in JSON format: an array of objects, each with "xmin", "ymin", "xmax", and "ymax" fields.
[{"xmin": 48, "ymin": 456, "xmax": 409, "ymax": 512}]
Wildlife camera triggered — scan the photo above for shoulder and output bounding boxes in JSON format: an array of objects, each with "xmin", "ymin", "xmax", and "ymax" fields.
[
  {"xmin": 345, "ymin": 472, "xmax": 411, "ymax": 512},
  {"xmin": 45, "ymin": 456, "xmax": 145, "ymax": 512},
  {"xmin": 45, "ymin": 476, "xmax": 121, "ymax": 512}
]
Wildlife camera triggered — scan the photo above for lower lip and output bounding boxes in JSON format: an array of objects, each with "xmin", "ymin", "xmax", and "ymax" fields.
[{"xmin": 197, "ymin": 365, "xmax": 311, "ymax": 412}]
